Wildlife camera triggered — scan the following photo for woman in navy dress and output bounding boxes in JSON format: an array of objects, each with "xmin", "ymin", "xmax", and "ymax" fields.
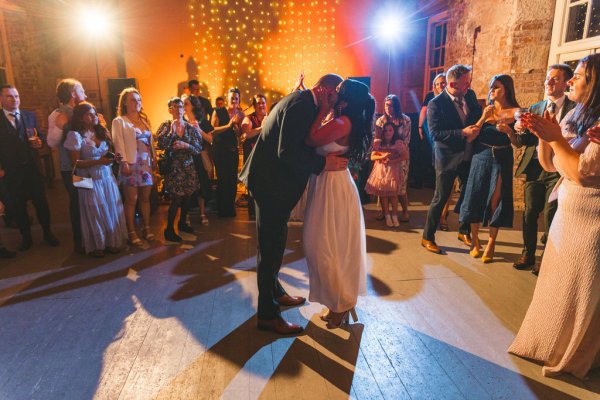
[{"xmin": 459, "ymin": 75, "xmax": 521, "ymax": 263}]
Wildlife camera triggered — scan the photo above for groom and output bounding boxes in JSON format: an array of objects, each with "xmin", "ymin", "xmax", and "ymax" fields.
[{"xmin": 239, "ymin": 74, "xmax": 345, "ymax": 334}]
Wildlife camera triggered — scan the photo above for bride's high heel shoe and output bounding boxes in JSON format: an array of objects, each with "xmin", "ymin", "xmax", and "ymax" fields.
[
  {"xmin": 319, "ymin": 309, "xmax": 332, "ymax": 322},
  {"xmin": 326, "ymin": 308, "xmax": 358, "ymax": 329}
]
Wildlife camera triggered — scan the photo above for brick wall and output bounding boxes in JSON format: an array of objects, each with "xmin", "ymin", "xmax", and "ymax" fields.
[
  {"xmin": 443, "ymin": 0, "xmax": 557, "ymax": 209},
  {"xmin": 2, "ymin": 2, "xmax": 62, "ymax": 131}
]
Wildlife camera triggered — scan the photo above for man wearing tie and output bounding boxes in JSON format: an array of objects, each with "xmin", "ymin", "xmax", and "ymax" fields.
[
  {"xmin": 512, "ymin": 64, "xmax": 575, "ymax": 273},
  {"xmin": 0, "ymin": 84, "xmax": 59, "ymax": 251},
  {"xmin": 422, "ymin": 64, "xmax": 482, "ymax": 254}
]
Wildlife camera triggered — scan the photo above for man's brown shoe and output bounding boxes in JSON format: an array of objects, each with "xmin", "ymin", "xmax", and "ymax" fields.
[
  {"xmin": 276, "ymin": 294, "xmax": 306, "ymax": 307},
  {"xmin": 513, "ymin": 254, "xmax": 535, "ymax": 270},
  {"xmin": 421, "ymin": 239, "xmax": 442, "ymax": 254},
  {"xmin": 457, "ymin": 233, "xmax": 472, "ymax": 246},
  {"xmin": 257, "ymin": 317, "xmax": 303, "ymax": 334}
]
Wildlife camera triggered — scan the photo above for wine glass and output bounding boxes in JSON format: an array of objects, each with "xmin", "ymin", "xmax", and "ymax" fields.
[{"xmin": 513, "ymin": 108, "xmax": 529, "ymax": 135}]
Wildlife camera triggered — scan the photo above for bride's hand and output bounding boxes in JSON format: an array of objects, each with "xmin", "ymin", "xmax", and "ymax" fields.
[
  {"xmin": 324, "ymin": 154, "xmax": 348, "ymax": 171},
  {"xmin": 315, "ymin": 87, "xmax": 333, "ymax": 113}
]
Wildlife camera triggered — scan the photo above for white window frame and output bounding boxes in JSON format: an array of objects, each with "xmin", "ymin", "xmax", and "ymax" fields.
[
  {"xmin": 548, "ymin": 0, "xmax": 599, "ymax": 66},
  {"xmin": 423, "ymin": 11, "xmax": 448, "ymax": 100}
]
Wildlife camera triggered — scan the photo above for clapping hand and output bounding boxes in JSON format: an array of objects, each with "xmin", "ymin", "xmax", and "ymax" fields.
[
  {"xmin": 520, "ymin": 111, "xmax": 562, "ymax": 143},
  {"xmin": 587, "ymin": 125, "xmax": 600, "ymax": 145}
]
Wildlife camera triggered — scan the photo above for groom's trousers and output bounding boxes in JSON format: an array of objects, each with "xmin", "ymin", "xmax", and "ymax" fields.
[{"xmin": 253, "ymin": 195, "xmax": 291, "ymax": 320}]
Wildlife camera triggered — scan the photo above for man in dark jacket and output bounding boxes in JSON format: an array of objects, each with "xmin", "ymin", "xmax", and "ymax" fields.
[
  {"xmin": 239, "ymin": 74, "xmax": 347, "ymax": 334},
  {"xmin": 0, "ymin": 84, "xmax": 59, "ymax": 251}
]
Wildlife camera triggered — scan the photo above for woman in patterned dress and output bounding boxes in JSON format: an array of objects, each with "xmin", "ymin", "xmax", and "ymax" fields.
[{"xmin": 156, "ymin": 98, "xmax": 202, "ymax": 242}]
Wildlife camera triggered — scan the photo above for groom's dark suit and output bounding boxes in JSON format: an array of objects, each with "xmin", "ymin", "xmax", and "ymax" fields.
[
  {"xmin": 239, "ymin": 90, "xmax": 326, "ymax": 320},
  {"xmin": 423, "ymin": 89, "xmax": 482, "ymax": 242}
]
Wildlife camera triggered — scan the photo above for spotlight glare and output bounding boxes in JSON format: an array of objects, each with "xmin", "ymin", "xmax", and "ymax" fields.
[
  {"xmin": 78, "ymin": 6, "xmax": 112, "ymax": 39},
  {"xmin": 373, "ymin": 6, "xmax": 406, "ymax": 45}
]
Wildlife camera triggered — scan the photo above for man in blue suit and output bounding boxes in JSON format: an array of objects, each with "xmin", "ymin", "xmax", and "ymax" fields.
[
  {"xmin": 512, "ymin": 64, "xmax": 575, "ymax": 273},
  {"xmin": 0, "ymin": 84, "xmax": 59, "ymax": 251},
  {"xmin": 421, "ymin": 64, "xmax": 482, "ymax": 254}
]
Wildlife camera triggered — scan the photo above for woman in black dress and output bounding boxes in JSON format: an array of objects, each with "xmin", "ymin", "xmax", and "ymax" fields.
[
  {"xmin": 210, "ymin": 88, "xmax": 245, "ymax": 218},
  {"xmin": 459, "ymin": 75, "xmax": 521, "ymax": 263}
]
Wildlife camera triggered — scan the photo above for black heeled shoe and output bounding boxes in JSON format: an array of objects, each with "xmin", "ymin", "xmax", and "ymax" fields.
[{"xmin": 164, "ymin": 229, "xmax": 182, "ymax": 242}]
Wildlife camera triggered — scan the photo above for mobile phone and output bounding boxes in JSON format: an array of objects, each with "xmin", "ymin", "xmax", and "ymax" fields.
[{"xmin": 105, "ymin": 151, "xmax": 115, "ymax": 159}]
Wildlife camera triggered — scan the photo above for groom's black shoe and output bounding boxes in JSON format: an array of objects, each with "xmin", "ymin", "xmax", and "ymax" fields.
[
  {"xmin": 276, "ymin": 294, "xmax": 306, "ymax": 307},
  {"xmin": 257, "ymin": 317, "xmax": 303, "ymax": 334}
]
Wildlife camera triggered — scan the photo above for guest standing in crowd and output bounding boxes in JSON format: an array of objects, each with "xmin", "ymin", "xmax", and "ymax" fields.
[
  {"xmin": 211, "ymin": 88, "xmax": 245, "ymax": 218},
  {"xmin": 47, "ymin": 79, "xmax": 87, "ymax": 252},
  {"xmin": 241, "ymin": 94, "xmax": 268, "ymax": 220},
  {"xmin": 512, "ymin": 64, "xmax": 575, "ymax": 273},
  {"xmin": 459, "ymin": 75, "xmax": 521, "ymax": 263},
  {"xmin": 303, "ymin": 79, "xmax": 374, "ymax": 328},
  {"xmin": 188, "ymin": 79, "xmax": 213, "ymax": 121},
  {"xmin": 509, "ymin": 54, "xmax": 600, "ymax": 380},
  {"xmin": 112, "ymin": 88, "xmax": 156, "ymax": 246},
  {"xmin": 421, "ymin": 64, "xmax": 482, "ymax": 254},
  {"xmin": 374, "ymin": 94, "xmax": 411, "ymax": 221},
  {"xmin": 183, "ymin": 94, "xmax": 213, "ymax": 225},
  {"xmin": 420, "ymin": 74, "xmax": 454, "ymax": 230},
  {"xmin": 157, "ymin": 97, "xmax": 202, "ymax": 242},
  {"xmin": 0, "ymin": 84, "xmax": 59, "ymax": 251},
  {"xmin": 64, "ymin": 102, "xmax": 127, "ymax": 257},
  {"xmin": 365, "ymin": 122, "xmax": 408, "ymax": 227}
]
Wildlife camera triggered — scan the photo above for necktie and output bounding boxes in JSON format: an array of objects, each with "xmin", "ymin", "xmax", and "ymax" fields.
[
  {"xmin": 455, "ymin": 97, "xmax": 466, "ymax": 123},
  {"xmin": 548, "ymin": 102, "xmax": 556, "ymax": 115},
  {"xmin": 9, "ymin": 112, "xmax": 20, "ymax": 130}
]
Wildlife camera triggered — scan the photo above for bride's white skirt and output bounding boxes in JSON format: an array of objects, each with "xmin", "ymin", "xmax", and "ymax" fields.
[{"xmin": 303, "ymin": 169, "xmax": 367, "ymax": 312}]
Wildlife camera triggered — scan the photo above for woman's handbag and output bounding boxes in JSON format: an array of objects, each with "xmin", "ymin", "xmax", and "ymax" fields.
[{"xmin": 72, "ymin": 164, "xmax": 93, "ymax": 189}]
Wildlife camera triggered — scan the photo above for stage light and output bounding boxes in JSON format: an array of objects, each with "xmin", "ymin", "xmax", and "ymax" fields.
[
  {"xmin": 373, "ymin": 7, "xmax": 406, "ymax": 45},
  {"xmin": 78, "ymin": 5, "xmax": 113, "ymax": 39}
]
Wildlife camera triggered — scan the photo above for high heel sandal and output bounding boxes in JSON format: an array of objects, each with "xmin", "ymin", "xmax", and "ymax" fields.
[
  {"xmin": 469, "ymin": 245, "xmax": 482, "ymax": 258},
  {"xmin": 385, "ymin": 214, "xmax": 393, "ymax": 228},
  {"xmin": 326, "ymin": 308, "xmax": 358, "ymax": 329},
  {"xmin": 482, "ymin": 247, "xmax": 495, "ymax": 263},
  {"xmin": 319, "ymin": 309, "xmax": 332, "ymax": 322},
  {"xmin": 128, "ymin": 231, "xmax": 143, "ymax": 246},
  {"xmin": 200, "ymin": 214, "xmax": 209, "ymax": 225},
  {"xmin": 143, "ymin": 226, "xmax": 155, "ymax": 241}
]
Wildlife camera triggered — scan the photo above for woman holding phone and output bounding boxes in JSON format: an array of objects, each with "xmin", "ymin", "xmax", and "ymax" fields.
[{"xmin": 64, "ymin": 102, "xmax": 127, "ymax": 257}]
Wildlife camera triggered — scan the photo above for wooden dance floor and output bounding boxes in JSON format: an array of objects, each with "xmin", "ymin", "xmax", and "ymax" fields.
[{"xmin": 0, "ymin": 186, "xmax": 598, "ymax": 399}]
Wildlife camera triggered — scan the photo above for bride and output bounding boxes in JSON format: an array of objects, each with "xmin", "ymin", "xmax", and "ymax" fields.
[{"xmin": 303, "ymin": 79, "xmax": 375, "ymax": 328}]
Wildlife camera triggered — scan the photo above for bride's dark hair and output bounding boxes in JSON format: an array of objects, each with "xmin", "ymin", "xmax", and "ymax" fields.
[{"xmin": 337, "ymin": 79, "xmax": 375, "ymax": 163}]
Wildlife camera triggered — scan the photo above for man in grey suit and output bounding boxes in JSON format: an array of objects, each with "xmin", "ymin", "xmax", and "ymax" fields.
[
  {"xmin": 239, "ymin": 74, "xmax": 347, "ymax": 334},
  {"xmin": 513, "ymin": 64, "xmax": 575, "ymax": 273}
]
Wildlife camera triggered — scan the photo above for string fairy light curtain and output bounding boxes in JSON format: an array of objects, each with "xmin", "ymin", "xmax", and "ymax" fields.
[{"xmin": 190, "ymin": 0, "xmax": 340, "ymax": 106}]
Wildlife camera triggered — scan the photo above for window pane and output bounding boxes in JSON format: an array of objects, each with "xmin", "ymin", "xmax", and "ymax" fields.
[
  {"xmin": 566, "ymin": 4, "xmax": 588, "ymax": 42},
  {"xmin": 442, "ymin": 23, "xmax": 447, "ymax": 45},
  {"xmin": 588, "ymin": 0, "xmax": 600, "ymax": 37},
  {"xmin": 433, "ymin": 49, "xmax": 441, "ymax": 67},
  {"xmin": 441, "ymin": 47, "xmax": 445, "ymax": 66},
  {"xmin": 435, "ymin": 25, "xmax": 442, "ymax": 47}
]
